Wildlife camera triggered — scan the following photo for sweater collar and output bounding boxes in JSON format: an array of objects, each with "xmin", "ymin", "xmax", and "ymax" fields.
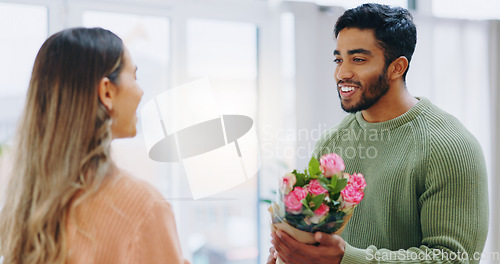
[{"xmin": 355, "ymin": 97, "xmax": 429, "ymax": 130}]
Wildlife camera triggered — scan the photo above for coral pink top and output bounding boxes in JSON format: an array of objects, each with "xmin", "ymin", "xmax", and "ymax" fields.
[{"xmin": 66, "ymin": 170, "xmax": 189, "ymax": 264}]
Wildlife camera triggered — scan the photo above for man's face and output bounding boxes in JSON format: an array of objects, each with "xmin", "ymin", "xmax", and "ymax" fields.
[{"xmin": 334, "ymin": 28, "xmax": 390, "ymax": 113}]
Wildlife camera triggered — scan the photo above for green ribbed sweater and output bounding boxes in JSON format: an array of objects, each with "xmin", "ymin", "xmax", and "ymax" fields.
[{"xmin": 313, "ymin": 98, "xmax": 488, "ymax": 263}]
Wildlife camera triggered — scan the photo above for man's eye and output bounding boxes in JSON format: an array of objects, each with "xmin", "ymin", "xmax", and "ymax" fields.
[
  {"xmin": 354, "ymin": 58, "xmax": 365, "ymax": 62},
  {"xmin": 333, "ymin": 58, "xmax": 342, "ymax": 64}
]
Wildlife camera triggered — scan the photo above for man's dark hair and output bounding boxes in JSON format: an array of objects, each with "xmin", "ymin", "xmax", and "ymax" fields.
[{"xmin": 334, "ymin": 3, "xmax": 417, "ymax": 80}]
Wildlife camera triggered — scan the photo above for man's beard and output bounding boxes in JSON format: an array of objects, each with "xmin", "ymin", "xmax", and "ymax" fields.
[{"xmin": 339, "ymin": 68, "xmax": 390, "ymax": 113}]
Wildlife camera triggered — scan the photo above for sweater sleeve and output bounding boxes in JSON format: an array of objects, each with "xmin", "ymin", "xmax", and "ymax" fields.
[
  {"xmin": 340, "ymin": 134, "xmax": 489, "ymax": 264},
  {"xmin": 130, "ymin": 199, "xmax": 189, "ymax": 264}
]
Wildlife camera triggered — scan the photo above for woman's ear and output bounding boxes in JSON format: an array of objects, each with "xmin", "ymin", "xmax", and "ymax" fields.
[
  {"xmin": 388, "ymin": 56, "xmax": 409, "ymax": 80},
  {"xmin": 98, "ymin": 77, "xmax": 115, "ymax": 111}
]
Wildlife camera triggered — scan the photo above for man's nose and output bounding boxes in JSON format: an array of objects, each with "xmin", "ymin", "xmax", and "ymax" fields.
[{"xmin": 336, "ymin": 64, "xmax": 354, "ymax": 80}]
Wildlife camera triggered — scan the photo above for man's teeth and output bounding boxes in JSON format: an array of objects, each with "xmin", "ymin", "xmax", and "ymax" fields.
[{"xmin": 340, "ymin": 86, "xmax": 356, "ymax": 92}]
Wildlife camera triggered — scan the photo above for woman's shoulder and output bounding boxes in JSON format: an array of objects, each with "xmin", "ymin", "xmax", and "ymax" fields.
[
  {"xmin": 105, "ymin": 169, "xmax": 167, "ymax": 208},
  {"xmin": 78, "ymin": 168, "xmax": 172, "ymax": 227},
  {"xmin": 66, "ymin": 170, "xmax": 178, "ymax": 263}
]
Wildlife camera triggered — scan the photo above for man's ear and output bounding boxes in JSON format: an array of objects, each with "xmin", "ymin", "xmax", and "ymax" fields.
[
  {"xmin": 98, "ymin": 77, "xmax": 116, "ymax": 111},
  {"xmin": 388, "ymin": 56, "xmax": 409, "ymax": 80}
]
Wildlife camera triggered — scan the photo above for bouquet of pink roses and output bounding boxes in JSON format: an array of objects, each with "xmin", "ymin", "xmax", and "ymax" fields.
[{"xmin": 269, "ymin": 153, "xmax": 366, "ymax": 261}]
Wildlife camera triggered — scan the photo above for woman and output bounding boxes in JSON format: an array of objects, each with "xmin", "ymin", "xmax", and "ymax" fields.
[{"xmin": 0, "ymin": 27, "xmax": 188, "ymax": 264}]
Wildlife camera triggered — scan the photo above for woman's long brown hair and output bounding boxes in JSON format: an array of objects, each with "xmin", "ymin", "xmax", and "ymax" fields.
[{"xmin": 0, "ymin": 27, "xmax": 124, "ymax": 264}]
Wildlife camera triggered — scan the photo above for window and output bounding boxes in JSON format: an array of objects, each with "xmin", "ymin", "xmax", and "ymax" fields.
[
  {"xmin": 283, "ymin": 0, "xmax": 408, "ymax": 9},
  {"xmin": 432, "ymin": 0, "xmax": 500, "ymax": 20},
  {"xmin": 0, "ymin": 2, "xmax": 47, "ymax": 142},
  {"xmin": 182, "ymin": 18, "xmax": 259, "ymax": 263},
  {"xmin": 0, "ymin": 0, "xmax": 48, "ymax": 227}
]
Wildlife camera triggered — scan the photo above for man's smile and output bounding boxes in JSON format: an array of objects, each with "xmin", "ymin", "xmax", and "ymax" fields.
[{"xmin": 338, "ymin": 83, "xmax": 360, "ymax": 99}]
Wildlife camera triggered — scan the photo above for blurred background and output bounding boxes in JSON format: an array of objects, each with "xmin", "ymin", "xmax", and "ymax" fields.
[{"xmin": 1, "ymin": 0, "xmax": 499, "ymax": 263}]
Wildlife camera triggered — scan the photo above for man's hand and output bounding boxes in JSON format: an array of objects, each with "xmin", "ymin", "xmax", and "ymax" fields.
[
  {"xmin": 271, "ymin": 230, "xmax": 346, "ymax": 264},
  {"xmin": 267, "ymin": 246, "xmax": 277, "ymax": 264}
]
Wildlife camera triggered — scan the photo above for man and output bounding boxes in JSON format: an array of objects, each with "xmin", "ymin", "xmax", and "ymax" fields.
[{"xmin": 269, "ymin": 3, "xmax": 488, "ymax": 264}]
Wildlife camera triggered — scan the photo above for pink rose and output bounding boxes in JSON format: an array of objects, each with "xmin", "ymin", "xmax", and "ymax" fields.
[
  {"xmin": 310, "ymin": 203, "xmax": 330, "ymax": 224},
  {"xmin": 307, "ymin": 179, "xmax": 328, "ymax": 195},
  {"xmin": 319, "ymin": 153, "xmax": 345, "ymax": 177},
  {"xmin": 341, "ymin": 184, "xmax": 364, "ymax": 204},
  {"xmin": 284, "ymin": 187, "xmax": 308, "ymax": 212},
  {"xmin": 340, "ymin": 185, "xmax": 364, "ymax": 212},
  {"xmin": 348, "ymin": 173, "xmax": 366, "ymax": 190},
  {"xmin": 314, "ymin": 203, "xmax": 330, "ymax": 216},
  {"xmin": 281, "ymin": 173, "xmax": 296, "ymax": 194}
]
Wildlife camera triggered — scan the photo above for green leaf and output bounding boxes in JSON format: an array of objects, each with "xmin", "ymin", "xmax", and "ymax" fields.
[
  {"xmin": 302, "ymin": 199, "xmax": 311, "ymax": 211},
  {"xmin": 308, "ymin": 157, "xmax": 321, "ymax": 176},
  {"xmin": 305, "ymin": 193, "xmax": 312, "ymax": 202},
  {"xmin": 324, "ymin": 186, "xmax": 332, "ymax": 193},
  {"xmin": 293, "ymin": 170, "xmax": 306, "ymax": 187},
  {"xmin": 330, "ymin": 176, "xmax": 337, "ymax": 189},
  {"xmin": 311, "ymin": 194, "xmax": 326, "ymax": 209},
  {"xmin": 260, "ymin": 199, "xmax": 273, "ymax": 204},
  {"xmin": 303, "ymin": 208, "xmax": 314, "ymax": 217},
  {"xmin": 332, "ymin": 179, "xmax": 348, "ymax": 194},
  {"xmin": 318, "ymin": 177, "xmax": 330, "ymax": 190}
]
